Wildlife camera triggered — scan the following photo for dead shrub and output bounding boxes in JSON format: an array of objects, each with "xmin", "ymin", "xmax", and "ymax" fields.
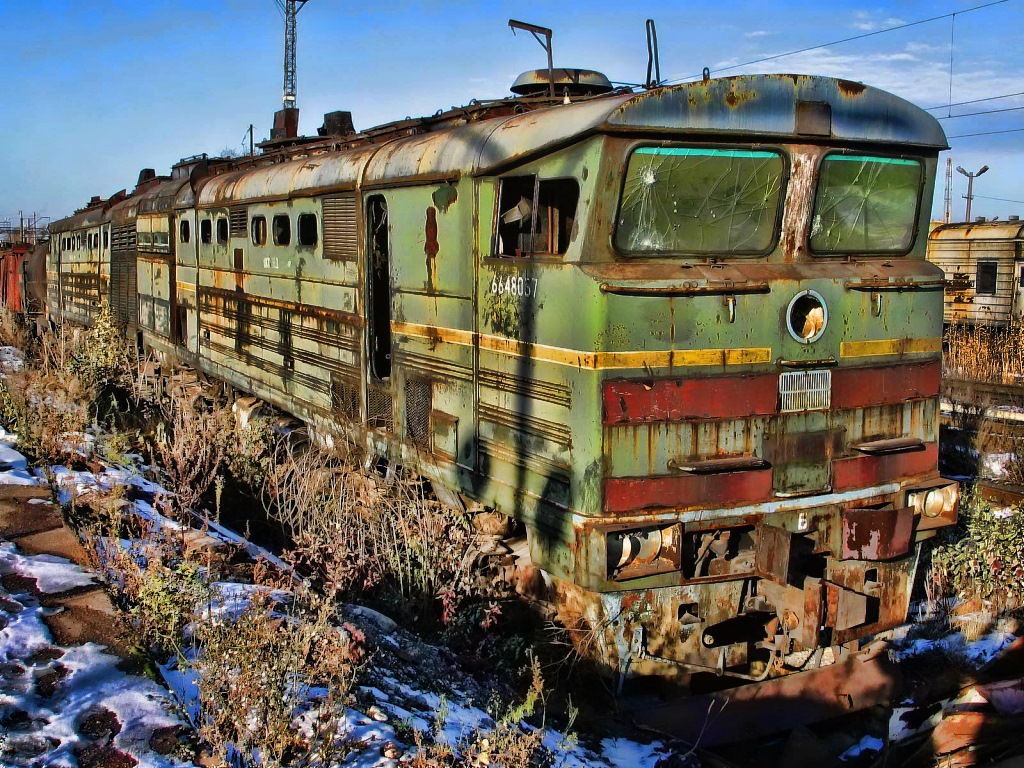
[
  {"xmin": 0, "ymin": 306, "xmax": 33, "ymax": 352},
  {"xmin": 409, "ymin": 656, "xmax": 555, "ymax": 768},
  {"xmin": 262, "ymin": 439, "xmax": 475, "ymax": 625},
  {"xmin": 151, "ymin": 391, "xmax": 229, "ymax": 517},
  {"xmin": 190, "ymin": 588, "xmax": 364, "ymax": 768}
]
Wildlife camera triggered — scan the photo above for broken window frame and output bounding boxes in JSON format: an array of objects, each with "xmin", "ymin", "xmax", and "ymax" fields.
[
  {"xmin": 297, "ymin": 213, "xmax": 318, "ymax": 247},
  {"xmin": 493, "ymin": 175, "xmax": 579, "ymax": 258},
  {"xmin": 613, "ymin": 144, "xmax": 788, "ymax": 258},
  {"xmin": 809, "ymin": 152, "xmax": 923, "ymax": 256},
  {"xmin": 251, "ymin": 215, "xmax": 268, "ymax": 246},
  {"xmin": 977, "ymin": 261, "xmax": 998, "ymax": 295},
  {"xmin": 179, "ymin": 219, "xmax": 191, "ymax": 244},
  {"xmin": 273, "ymin": 214, "xmax": 292, "ymax": 247},
  {"xmin": 200, "ymin": 219, "xmax": 212, "ymax": 245}
]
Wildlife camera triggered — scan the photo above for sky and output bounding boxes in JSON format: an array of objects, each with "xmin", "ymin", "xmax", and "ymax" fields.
[{"xmin": 1, "ymin": 0, "xmax": 1022, "ymax": 229}]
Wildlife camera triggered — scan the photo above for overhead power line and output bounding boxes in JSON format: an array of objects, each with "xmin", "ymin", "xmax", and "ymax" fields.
[
  {"xmin": 662, "ymin": 0, "xmax": 1010, "ymax": 85},
  {"xmin": 948, "ymin": 126, "xmax": 1024, "ymax": 139},
  {"xmin": 974, "ymin": 195, "xmax": 1024, "ymax": 205},
  {"xmin": 927, "ymin": 90, "xmax": 1024, "ymax": 111},
  {"xmin": 938, "ymin": 105, "xmax": 1024, "ymax": 120}
]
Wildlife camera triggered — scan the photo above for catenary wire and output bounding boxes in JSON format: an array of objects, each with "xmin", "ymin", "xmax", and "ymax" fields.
[{"xmin": 661, "ymin": 0, "xmax": 1010, "ymax": 85}]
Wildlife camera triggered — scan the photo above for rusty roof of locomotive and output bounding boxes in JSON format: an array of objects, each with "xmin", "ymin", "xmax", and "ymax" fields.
[{"xmin": 51, "ymin": 73, "xmax": 947, "ymax": 227}]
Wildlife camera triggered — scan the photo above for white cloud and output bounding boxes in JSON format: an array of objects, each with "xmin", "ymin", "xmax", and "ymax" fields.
[{"xmin": 744, "ymin": 30, "xmax": 774, "ymax": 39}]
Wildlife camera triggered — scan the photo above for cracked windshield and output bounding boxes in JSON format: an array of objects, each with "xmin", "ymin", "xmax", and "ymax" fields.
[
  {"xmin": 615, "ymin": 147, "xmax": 784, "ymax": 255},
  {"xmin": 810, "ymin": 155, "xmax": 922, "ymax": 253}
]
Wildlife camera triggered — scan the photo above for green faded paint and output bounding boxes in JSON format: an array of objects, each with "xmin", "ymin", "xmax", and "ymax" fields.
[{"xmin": 45, "ymin": 72, "xmax": 955, "ymax": 682}]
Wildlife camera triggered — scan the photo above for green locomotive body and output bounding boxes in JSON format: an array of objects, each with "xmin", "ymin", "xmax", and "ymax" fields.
[{"xmin": 48, "ymin": 73, "xmax": 958, "ymax": 682}]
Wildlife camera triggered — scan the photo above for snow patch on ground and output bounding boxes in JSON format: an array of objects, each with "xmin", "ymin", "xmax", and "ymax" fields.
[
  {"xmin": 0, "ymin": 544, "xmax": 190, "ymax": 768},
  {"xmin": 841, "ymin": 734, "xmax": 884, "ymax": 760},
  {"xmin": 0, "ymin": 345, "xmax": 24, "ymax": 372},
  {"xmin": 0, "ymin": 542, "xmax": 97, "ymax": 594}
]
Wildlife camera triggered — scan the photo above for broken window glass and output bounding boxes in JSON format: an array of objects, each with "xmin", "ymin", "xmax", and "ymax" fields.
[
  {"xmin": 615, "ymin": 147, "xmax": 784, "ymax": 255},
  {"xmin": 977, "ymin": 261, "xmax": 997, "ymax": 295},
  {"xmin": 810, "ymin": 155, "xmax": 921, "ymax": 254},
  {"xmin": 495, "ymin": 176, "xmax": 578, "ymax": 257}
]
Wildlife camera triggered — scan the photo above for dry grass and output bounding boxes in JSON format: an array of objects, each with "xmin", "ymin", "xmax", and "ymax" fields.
[
  {"xmin": 150, "ymin": 391, "xmax": 230, "ymax": 517},
  {"xmin": 262, "ymin": 439, "xmax": 476, "ymax": 625},
  {"xmin": 944, "ymin": 322, "xmax": 1024, "ymax": 384},
  {"xmin": 191, "ymin": 586, "xmax": 365, "ymax": 768}
]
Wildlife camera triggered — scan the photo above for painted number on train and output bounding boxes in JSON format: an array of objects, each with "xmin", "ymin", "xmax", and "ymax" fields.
[{"xmin": 489, "ymin": 274, "xmax": 538, "ymax": 297}]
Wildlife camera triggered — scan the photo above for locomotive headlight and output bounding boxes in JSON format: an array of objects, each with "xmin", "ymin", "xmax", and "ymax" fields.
[
  {"xmin": 907, "ymin": 481, "xmax": 959, "ymax": 527},
  {"xmin": 606, "ymin": 524, "xmax": 681, "ymax": 580}
]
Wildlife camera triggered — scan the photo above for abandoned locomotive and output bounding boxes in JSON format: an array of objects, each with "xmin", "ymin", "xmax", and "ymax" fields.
[{"xmin": 43, "ymin": 70, "xmax": 958, "ymax": 687}]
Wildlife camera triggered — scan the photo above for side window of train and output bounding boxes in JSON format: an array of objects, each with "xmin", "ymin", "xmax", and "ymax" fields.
[
  {"xmin": 495, "ymin": 175, "xmax": 579, "ymax": 257},
  {"xmin": 216, "ymin": 217, "xmax": 229, "ymax": 245},
  {"xmin": 103, "ymin": 229, "xmax": 109, "ymax": 249},
  {"xmin": 298, "ymin": 213, "xmax": 318, "ymax": 247},
  {"xmin": 179, "ymin": 220, "xmax": 191, "ymax": 244},
  {"xmin": 273, "ymin": 214, "xmax": 291, "ymax": 246},
  {"xmin": 977, "ymin": 261, "xmax": 998, "ymax": 295},
  {"xmin": 200, "ymin": 219, "xmax": 212, "ymax": 244},
  {"xmin": 251, "ymin": 216, "xmax": 267, "ymax": 246}
]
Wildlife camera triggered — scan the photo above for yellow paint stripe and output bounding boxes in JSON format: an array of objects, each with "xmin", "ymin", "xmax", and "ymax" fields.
[
  {"xmin": 392, "ymin": 321, "xmax": 771, "ymax": 370},
  {"xmin": 841, "ymin": 337, "xmax": 942, "ymax": 358}
]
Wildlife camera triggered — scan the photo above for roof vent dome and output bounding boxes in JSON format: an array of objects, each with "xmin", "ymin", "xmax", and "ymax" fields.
[{"xmin": 510, "ymin": 68, "xmax": 614, "ymax": 97}]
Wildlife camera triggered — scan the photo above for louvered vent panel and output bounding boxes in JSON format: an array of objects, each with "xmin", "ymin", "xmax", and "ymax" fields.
[
  {"xmin": 779, "ymin": 370, "xmax": 832, "ymax": 413},
  {"xmin": 322, "ymin": 195, "xmax": 357, "ymax": 261},
  {"xmin": 229, "ymin": 207, "xmax": 248, "ymax": 237}
]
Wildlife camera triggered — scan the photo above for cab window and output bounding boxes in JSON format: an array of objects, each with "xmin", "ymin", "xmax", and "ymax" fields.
[
  {"xmin": 496, "ymin": 176, "xmax": 578, "ymax": 257},
  {"xmin": 615, "ymin": 147, "xmax": 785, "ymax": 256},
  {"xmin": 810, "ymin": 155, "xmax": 922, "ymax": 254}
]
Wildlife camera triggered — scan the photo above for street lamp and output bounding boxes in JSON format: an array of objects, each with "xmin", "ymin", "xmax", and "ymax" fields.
[{"xmin": 956, "ymin": 164, "xmax": 989, "ymax": 222}]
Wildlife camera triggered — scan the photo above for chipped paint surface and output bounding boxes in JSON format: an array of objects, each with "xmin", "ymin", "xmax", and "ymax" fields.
[{"xmin": 39, "ymin": 71, "xmax": 957, "ymax": 691}]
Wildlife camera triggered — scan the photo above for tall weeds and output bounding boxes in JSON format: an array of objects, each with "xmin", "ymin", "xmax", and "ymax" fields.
[
  {"xmin": 263, "ymin": 440, "xmax": 475, "ymax": 625},
  {"xmin": 944, "ymin": 322, "xmax": 1024, "ymax": 384}
]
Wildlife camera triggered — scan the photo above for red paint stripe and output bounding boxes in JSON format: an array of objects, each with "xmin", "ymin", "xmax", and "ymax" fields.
[
  {"xmin": 603, "ymin": 362, "xmax": 939, "ymax": 426},
  {"xmin": 603, "ymin": 373, "xmax": 778, "ymax": 425},
  {"xmin": 604, "ymin": 470, "xmax": 773, "ymax": 513},
  {"xmin": 831, "ymin": 361, "xmax": 940, "ymax": 410},
  {"xmin": 832, "ymin": 443, "xmax": 938, "ymax": 492}
]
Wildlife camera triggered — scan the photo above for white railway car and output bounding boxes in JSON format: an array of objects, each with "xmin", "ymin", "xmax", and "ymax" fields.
[{"xmin": 929, "ymin": 218, "xmax": 1024, "ymax": 326}]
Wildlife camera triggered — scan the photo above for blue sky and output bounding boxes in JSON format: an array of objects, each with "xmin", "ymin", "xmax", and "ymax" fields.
[{"xmin": 1, "ymin": 0, "xmax": 1021, "ymax": 227}]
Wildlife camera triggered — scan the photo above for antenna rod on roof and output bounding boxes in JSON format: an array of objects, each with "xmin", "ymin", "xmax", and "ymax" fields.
[
  {"xmin": 509, "ymin": 19, "xmax": 554, "ymax": 98},
  {"xmin": 645, "ymin": 19, "xmax": 661, "ymax": 89}
]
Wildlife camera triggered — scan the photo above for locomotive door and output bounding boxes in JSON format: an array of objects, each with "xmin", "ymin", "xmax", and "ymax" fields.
[{"xmin": 365, "ymin": 195, "xmax": 393, "ymax": 430}]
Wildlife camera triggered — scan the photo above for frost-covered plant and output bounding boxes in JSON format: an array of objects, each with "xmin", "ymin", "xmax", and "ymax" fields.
[{"xmin": 132, "ymin": 559, "xmax": 207, "ymax": 657}]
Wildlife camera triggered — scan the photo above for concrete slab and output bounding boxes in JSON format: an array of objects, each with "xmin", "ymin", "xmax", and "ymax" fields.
[
  {"xmin": 0, "ymin": 498, "xmax": 63, "ymax": 539},
  {"xmin": 11, "ymin": 525, "xmax": 91, "ymax": 566},
  {"xmin": 41, "ymin": 587, "xmax": 141, "ymax": 665}
]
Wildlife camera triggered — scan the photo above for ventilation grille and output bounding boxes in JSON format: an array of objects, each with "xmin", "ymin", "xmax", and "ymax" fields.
[
  {"xmin": 779, "ymin": 369, "xmax": 832, "ymax": 413},
  {"xmin": 330, "ymin": 374, "xmax": 360, "ymax": 420},
  {"xmin": 110, "ymin": 224, "xmax": 136, "ymax": 253},
  {"xmin": 229, "ymin": 206, "xmax": 248, "ymax": 237},
  {"xmin": 322, "ymin": 194, "xmax": 357, "ymax": 261},
  {"xmin": 405, "ymin": 379, "xmax": 432, "ymax": 447},
  {"xmin": 367, "ymin": 385, "xmax": 393, "ymax": 432}
]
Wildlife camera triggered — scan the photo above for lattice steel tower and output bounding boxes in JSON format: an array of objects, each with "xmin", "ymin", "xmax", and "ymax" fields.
[{"xmin": 276, "ymin": 0, "xmax": 309, "ymax": 109}]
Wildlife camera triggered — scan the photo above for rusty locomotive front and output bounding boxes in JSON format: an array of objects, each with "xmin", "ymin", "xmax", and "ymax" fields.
[{"xmin": 42, "ymin": 70, "xmax": 959, "ymax": 688}]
